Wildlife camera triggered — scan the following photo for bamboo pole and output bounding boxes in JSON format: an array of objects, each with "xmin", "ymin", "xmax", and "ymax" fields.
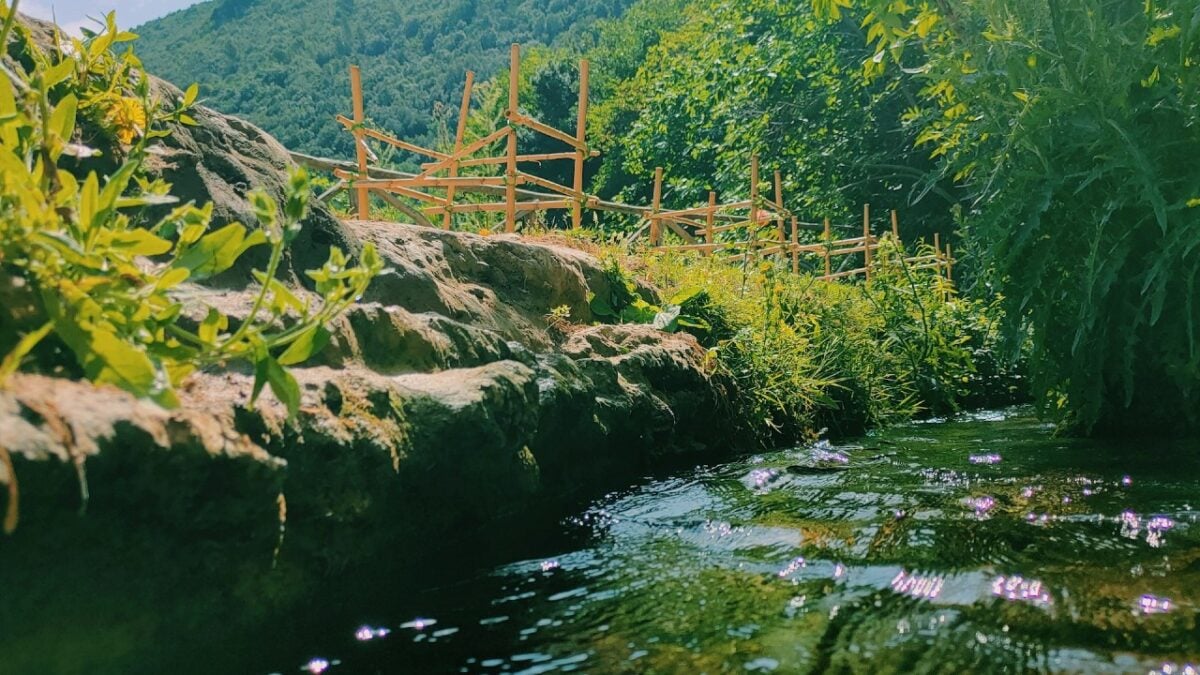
[
  {"xmin": 823, "ymin": 217, "xmax": 832, "ymax": 279},
  {"xmin": 572, "ymin": 59, "xmax": 589, "ymax": 230},
  {"xmin": 749, "ymin": 156, "xmax": 760, "ymax": 264},
  {"xmin": 774, "ymin": 170, "xmax": 785, "ymax": 249},
  {"xmin": 650, "ymin": 166, "xmax": 663, "ymax": 247},
  {"xmin": 350, "ymin": 65, "xmax": 369, "ymax": 221},
  {"xmin": 505, "ymin": 44, "xmax": 520, "ymax": 233},
  {"xmin": 934, "ymin": 232, "xmax": 942, "ymax": 278},
  {"xmin": 863, "ymin": 203, "xmax": 872, "ymax": 281},
  {"xmin": 336, "ymin": 116, "xmax": 449, "ymax": 160},
  {"xmin": 891, "ymin": 209, "xmax": 899, "ymax": 241},
  {"xmin": 443, "ymin": 70, "xmax": 475, "ymax": 230},
  {"xmin": 705, "ymin": 191, "xmax": 716, "ymax": 254},
  {"xmin": 790, "ymin": 216, "xmax": 799, "ymax": 275}
]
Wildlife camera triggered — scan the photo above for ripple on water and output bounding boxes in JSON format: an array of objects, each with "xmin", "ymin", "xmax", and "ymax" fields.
[{"xmin": 270, "ymin": 409, "xmax": 1200, "ymax": 673}]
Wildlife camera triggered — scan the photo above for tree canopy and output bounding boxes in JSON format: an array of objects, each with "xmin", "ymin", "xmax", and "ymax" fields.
[{"xmin": 134, "ymin": 0, "xmax": 635, "ymax": 162}]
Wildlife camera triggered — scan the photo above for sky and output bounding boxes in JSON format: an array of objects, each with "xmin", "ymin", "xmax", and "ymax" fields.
[{"xmin": 19, "ymin": 0, "xmax": 202, "ymax": 34}]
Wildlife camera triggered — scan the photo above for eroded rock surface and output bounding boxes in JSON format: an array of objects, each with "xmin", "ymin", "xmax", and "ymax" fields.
[{"xmin": 0, "ymin": 221, "xmax": 743, "ymax": 672}]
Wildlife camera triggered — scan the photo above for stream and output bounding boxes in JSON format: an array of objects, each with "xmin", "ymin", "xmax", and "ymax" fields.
[{"xmin": 271, "ymin": 408, "xmax": 1200, "ymax": 674}]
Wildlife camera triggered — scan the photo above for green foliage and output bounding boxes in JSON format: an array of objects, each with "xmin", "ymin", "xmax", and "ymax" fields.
[
  {"xmin": 589, "ymin": 257, "xmax": 710, "ymax": 332},
  {"xmin": 638, "ymin": 249, "xmax": 1021, "ymax": 443},
  {"xmin": 0, "ymin": 7, "xmax": 381, "ymax": 414},
  {"xmin": 134, "ymin": 0, "xmax": 637, "ymax": 165},
  {"xmin": 821, "ymin": 0, "xmax": 1200, "ymax": 435}
]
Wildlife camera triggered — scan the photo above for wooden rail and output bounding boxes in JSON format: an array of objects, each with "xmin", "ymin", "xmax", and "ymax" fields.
[{"xmin": 309, "ymin": 46, "xmax": 955, "ymax": 289}]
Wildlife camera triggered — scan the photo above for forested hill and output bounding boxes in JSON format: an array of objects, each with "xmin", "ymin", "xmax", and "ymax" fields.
[{"xmin": 134, "ymin": 0, "xmax": 634, "ymax": 158}]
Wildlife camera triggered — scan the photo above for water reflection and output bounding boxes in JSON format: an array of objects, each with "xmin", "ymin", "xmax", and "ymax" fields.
[{"xmin": 270, "ymin": 409, "xmax": 1200, "ymax": 673}]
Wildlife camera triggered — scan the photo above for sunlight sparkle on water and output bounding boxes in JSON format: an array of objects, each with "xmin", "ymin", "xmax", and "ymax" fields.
[
  {"xmin": 354, "ymin": 625, "xmax": 390, "ymax": 641},
  {"xmin": 301, "ymin": 657, "xmax": 338, "ymax": 674},
  {"xmin": 965, "ymin": 495, "xmax": 996, "ymax": 518},
  {"xmin": 991, "ymin": 575, "xmax": 1052, "ymax": 606},
  {"xmin": 777, "ymin": 556, "xmax": 806, "ymax": 578},
  {"xmin": 890, "ymin": 570, "xmax": 944, "ymax": 600},
  {"xmin": 400, "ymin": 618, "xmax": 437, "ymax": 630},
  {"xmin": 969, "ymin": 453, "xmax": 1002, "ymax": 465},
  {"xmin": 1137, "ymin": 594, "xmax": 1173, "ymax": 615},
  {"xmin": 1150, "ymin": 664, "xmax": 1199, "ymax": 675}
]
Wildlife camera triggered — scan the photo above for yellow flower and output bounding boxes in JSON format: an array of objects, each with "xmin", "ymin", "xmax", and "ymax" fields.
[{"xmin": 106, "ymin": 97, "xmax": 146, "ymax": 145}]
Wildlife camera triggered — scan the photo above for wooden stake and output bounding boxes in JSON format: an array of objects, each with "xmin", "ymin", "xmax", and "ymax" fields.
[
  {"xmin": 891, "ymin": 209, "xmax": 899, "ymax": 240},
  {"xmin": 774, "ymin": 170, "xmax": 785, "ymax": 247},
  {"xmin": 350, "ymin": 65, "xmax": 369, "ymax": 221},
  {"xmin": 946, "ymin": 243, "xmax": 954, "ymax": 284},
  {"xmin": 505, "ymin": 44, "xmax": 520, "ymax": 233},
  {"xmin": 443, "ymin": 70, "xmax": 475, "ymax": 230},
  {"xmin": 790, "ymin": 216, "xmax": 799, "ymax": 275},
  {"xmin": 933, "ymin": 232, "xmax": 943, "ymax": 279},
  {"xmin": 705, "ymin": 191, "xmax": 716, "ymax": 254},
  {"xmin": 823, "ymin": 217, "xmax": 832, "ymax": 279},
  {"xmin": 863, "ymin": 203, "xmax": 872, "ymax": 281},
  {"xmin": 650, "ymin": 166, "xmax": 663, "ymax": 246},
  {"xmin": 572, "ymin": 59, "xmax": 589, "ymax": 230},
  {"xmin": 749, "ymin": 156, "xmax": 760, "ymax": 263}
]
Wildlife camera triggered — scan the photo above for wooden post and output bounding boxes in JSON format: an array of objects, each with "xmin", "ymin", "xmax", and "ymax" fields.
[
  {"xmin": 505, "ymin": 44, "xmax": 520, "ymax": 233},
  {"xmin": 863, "ymin": 203, "xmax": 872, "ymax": 281},
  {"xmin": 443, "ymin": 70, "xmax": 475, "ymax": 230},
  {"xmin": 705, "ymin": 190, "xmax": 716, "ymax": 254},
  {"xmin": 572, "ymin": 59, "xmax": 590, "ymax": 230},
  {"xmin": 790, "ymin": 216, "xmax": 799, "ymax": 275},
  {"xmin": 749, "ymin": 155, "xmax": 760, "ymax": 263},
  {"xmin": 650, "ymin": 166, "xmax": 663, "ymax": 247},
  {"xmin": 891, "ymin": 209, "xmax": 899, "ymax": 241},
  {"xmin": 350, "ymin": 65, "xmax": 369, "ymax": 221},
  {"xmin": 946, "ymin": 243, "xmax": 954, "ymax": 284},
  {"xmin": 823, "ymin": 217, "xmax": 832, "ymax": 279},
  {"xmin": 933, "ymin": 232, "xmax": 943, "ymax": 279},
  {"xmin": 774, "ymin": 170, "xmax": 785, "ymax": 249}
]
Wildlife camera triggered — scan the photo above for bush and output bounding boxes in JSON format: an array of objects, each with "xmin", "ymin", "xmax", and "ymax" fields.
[{"xmin": 636, "ymin": 242, "xmax": 1022, "ymax": 445}]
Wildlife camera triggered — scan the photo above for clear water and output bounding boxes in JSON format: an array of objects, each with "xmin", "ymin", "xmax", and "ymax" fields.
[{"xmin": 277, "ymin": 409, "xmax": 1200, "ymax": 674}]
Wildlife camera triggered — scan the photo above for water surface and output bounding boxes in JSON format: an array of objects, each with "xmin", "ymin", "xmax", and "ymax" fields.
[{"xmin": 280, "ymin": 409, "xmax": 1200, "ymax": 674}]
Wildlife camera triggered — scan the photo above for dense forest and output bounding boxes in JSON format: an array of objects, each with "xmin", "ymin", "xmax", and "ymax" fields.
[{"xmin": 134, "ymin": 0, "xmax": 635, "ymax": 159}]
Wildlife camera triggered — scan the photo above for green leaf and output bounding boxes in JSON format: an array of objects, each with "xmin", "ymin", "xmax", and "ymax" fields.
[
  {"xmin": 277, "ymin": 326, "xmax": 330, "ymax": 366},
  {"xmin": 42, "ymin": 60, "xmax": 75, "ymax": 89},
  {"xmin": 198, "ymin": 307, "xmax": 227, "ymax": 344},
  {"xmin": 182, "ymin": 83, "xmax": 199, "ymax": 107},
  {"xmin": 49, "ymin": 94, "xmax": 77, "ymax": 142},
  {"xmin": 266, "ymin": 356, "xmax": 301, "ymax": 418},
  {"xmin": 88, "ymin": 329, "xmax": 157, "ymax": 397},
  {"xmin": 589, "ymin": 292, "xmax": 616, "ymax": 318},
  {"xmin": 110, "ymin": 228, "xmax": 172, "ymax": 256},
  {"xmin": 173, "ymin": 223, "xmax": 266, "ymax": 279}
]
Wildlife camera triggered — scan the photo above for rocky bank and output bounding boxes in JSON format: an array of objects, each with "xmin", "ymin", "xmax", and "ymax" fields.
[{"xmin": 0, "ymin": 14, "xmax": 744, "ymax": 672}]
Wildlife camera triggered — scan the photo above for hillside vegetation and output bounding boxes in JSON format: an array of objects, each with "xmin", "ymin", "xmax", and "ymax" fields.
[{"xmin": 134, "ymin": 0, "xmax": 634, "ymax": 160}]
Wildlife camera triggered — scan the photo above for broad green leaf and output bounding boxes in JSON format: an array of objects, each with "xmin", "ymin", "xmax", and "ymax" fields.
[
  {"xmin": 109, "ymin": 228, "xmax": 172, "ymax": 256},
  {"xmin": 49, "ymin": 94, "xmax": 77, "ymax": 142},
  {"xmin": 277, "ymin": 326, "xmax": 330, "ymax": 366},
  {"xmin": 172, "ymin": 223, "xmax": 266, "ymax": 279},
  {"xmin": 42, "ymin": 60, "xmax": 75, "ymax": 89},
  {"xmin": 88, "ymin": 328, "xmax": 157, "ymax": 397}
]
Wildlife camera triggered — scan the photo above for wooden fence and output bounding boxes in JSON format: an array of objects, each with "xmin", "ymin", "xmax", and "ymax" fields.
[{"xmin": 302, "ymin": 42, "xmax": 956, "ymax": 285}]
